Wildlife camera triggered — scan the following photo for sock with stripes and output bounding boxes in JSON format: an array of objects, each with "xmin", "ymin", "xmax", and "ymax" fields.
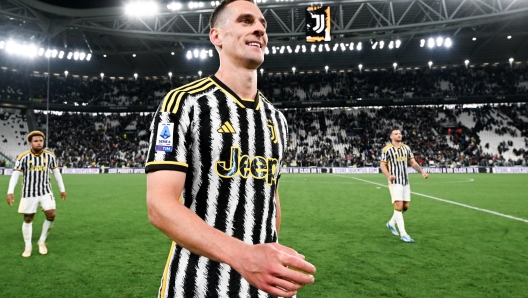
[
  {"xmin": 22, "ymin": 222, "xmax": 32, "ymax": 248},
  {"xmin": 39, "ymin": 219, "xmax": 54, "ymax": 242}
]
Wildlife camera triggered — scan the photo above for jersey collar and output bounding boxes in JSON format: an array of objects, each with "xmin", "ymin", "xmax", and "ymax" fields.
[{"xmin": 210, "ymin": 75, "xmax": 260, "ymax": 110}]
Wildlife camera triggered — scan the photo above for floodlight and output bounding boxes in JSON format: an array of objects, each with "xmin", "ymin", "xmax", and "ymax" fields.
[
  {"xmin": 200, "ymin": 50, "xmax": 206, "ymax": 59},
  {"xmin": 167, "ymin": 2, "xmax": 182, "ymax": 10},
  {"xmin": 388, "ymin": 41, "xmax": 394, "ymax": 49},
  {"xmin": 318, "ymin": 44, "xmax": 323, "ymax": 52},
  {"xmin": 507, "ymin": 36, "xmax": 512, "ymax": 39},
  {"xmin": 509, "ymin": 58, "xmax": 514, "ymax": 62},
  {"xmin": 64, "ymin": 70, "xmax": 68, "ymax": 77},
  {"xmin": 38, "ymin": 48, "xmax": 44, "ymax": 56},
  {"xmin": 287, "ymin": 46, "xmax": 292, "ymax": 53},
  {"xmin": 379, "ymin": 41, "xmax": 385, "ymax": 49},
  {"xmin": 349, "ymin": 42, "xmax": 354, "ymax": 50},
  {"xmin": 198, "ymin": 70, "xmax": 202, "ymax": 78},
  {"xmin": 86, "ymin": 53, "xmax": 92, "ymax": 61},
  {"xmin": 428, "ymin": 61, "xmax": 433, "ymax": 69},
  {"xmin": 324, "ymin": 44, "xmax": 330, "ymax": 52},
  {"xmin": 79, "ymin": 52, "xmax": 86, "ymax": 60},
  {"xmin": 171, "ymin": 52, "xmax": 175, "ymax": 55},
  {"xmin": 58, "ymin": 51, "xmax": 65, "ymax": 59},
  {"xmin": 357, "ymin": 42, "xmax": 362, "ymax": 51},
  {"xmin": 472, "ymin": 37, "xmax": 476, "ymax": 41},
  {"xmin": 100, "ymin": 73, "xmax": 104, "ymax": 79},
  {"xmin": 436, "ymin": 37, "xmax": 444, "ymax": 47},
  {"xmin": 444, "ymin": 38, "xmax": 452, "ymax": 48},
  {"xmin": 420, "ymin": 39, "xmax": 425, "ymax": 47},
  {"xmin": 125, "ymin": 2, "xmax": 159, "ymax": 16},
  {"xmin": 209, "ymin": 49, "xmax": 213, "ymax": 57},
  {"xmin": 67, "ymin": 52, "xmax": 73, "ymax": 59},
  {"xmin": 260, "ymin": 69, "xmax": 264, "ymax": 75},
  {"xmin": 134, "ymin": 73, "xmax": 138, "ymax": 80},
  {"xmin": 73, "ymin": 52, "xmax": 79, "ymax": 60},
  {"xmin": 358, "ymin": 64, "xmax": 363, "ymax": 72},
  {"xmin": 292, "ymin": 67, "xmax": 296, "ymax": 74},
  {"xmin": 427, "ymin": 38, "xmax": 434, "ymax": 48},
  {"xmin": 186, "ymin": 51, "xmax": 192, "ymax": 59},
  {"xmin": 395, "ymin": 40, "xmax": 401, "ymax": 48},
  {"xmin": 45, "ymin": 49, "xmax": 52, "ymax": 58},
  {"xmin": 132, "ymin": 53, "xmax": 136, "ymax": 57},
  {"xmin": 168, "ymin": 72, "xmax": 172, "ymax": 78},
  {"xmin": 302, "ymin": 45, "xmax": 306, "ymax": 53},
  {"xmin": 393, "ymin": 62, "xmax": 397, "ymax": 68},
  {"xmin": 193, "ymin": 49, "xmax": 199, "ymax": 58},
  {"xmin": 324, "ymin": 65, "xmax": 329, "ymax": 73},
  {"xmin": 311, "ymin": 45, "xmax": 316, "ymax": 52}
]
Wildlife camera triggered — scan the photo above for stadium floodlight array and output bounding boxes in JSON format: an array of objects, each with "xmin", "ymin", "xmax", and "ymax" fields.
[
  {"xmin": 0, "ymin": 39, "xmax": 91, "ymax": 61},
  {"xmin": 420, "ymin": 37, "xmax": 452, "ymax": 48},
  {"xmin": 186, "ymin": 49, "xmax": 214, "ymax": 60},
  {"xmin": 268, "ymin": 40, "xmax": 399, "ymax": 55}
]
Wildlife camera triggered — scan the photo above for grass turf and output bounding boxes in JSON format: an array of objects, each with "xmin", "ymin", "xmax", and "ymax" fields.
[{"xmin": 1, "ymin": 173, "xmax": 527, "ymax": 297}]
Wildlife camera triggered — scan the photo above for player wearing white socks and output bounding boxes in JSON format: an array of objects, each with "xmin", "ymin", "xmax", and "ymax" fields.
[
  {"xmin": 380, "ymin": 129, "xmax": 429, "ymax": 243},
  {"xmin": 6, "ymin": 131, "xmax": 67, "ymax": 257}
]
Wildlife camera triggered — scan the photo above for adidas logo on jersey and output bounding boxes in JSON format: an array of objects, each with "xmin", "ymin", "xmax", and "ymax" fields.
[{"xmin": 217, "ymin": 121, "xmax": 236, "ymax": 134}]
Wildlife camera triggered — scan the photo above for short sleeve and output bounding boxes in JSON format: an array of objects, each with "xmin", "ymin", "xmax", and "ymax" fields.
[
  {"xmin": 145, "ymin": 89, "xmax": 193, "ymax": 173},
  {"xmin": 407, "ymin": 146, "xmax": 414, "ymax": 160},
  {"xmin": 49, "ymin": 153, "xmax": 58, "ymax": 169}
]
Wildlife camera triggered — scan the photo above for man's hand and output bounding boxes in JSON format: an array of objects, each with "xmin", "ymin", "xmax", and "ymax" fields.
[
  {"xmin": 233, "ymin": 242, "xmax": 316, "ymax": 297},
  {"xmin": 422, "ymin": 172, "xmax": 429, "ymax": 179},
  {"xmin": 388, "ymin": 175, "xmax": 396, "ymax": 181},
  {"xmin": 60, "ymin": 192, "xmax": 67, "ymax": 200},
  {"xmin": 7, "ymin": 194, "xmax": 14, "ymax": 206}
]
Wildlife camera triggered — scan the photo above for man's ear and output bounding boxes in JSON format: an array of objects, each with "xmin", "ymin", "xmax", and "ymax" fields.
[{"xmin": 210, "ymin": 28, "xmax": 222, "ymax": 48}]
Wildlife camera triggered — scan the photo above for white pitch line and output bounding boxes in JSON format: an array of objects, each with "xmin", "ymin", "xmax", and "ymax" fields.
[{"xmin": 335, "ymin": 175, "xmax": 528, "ymax": 224}]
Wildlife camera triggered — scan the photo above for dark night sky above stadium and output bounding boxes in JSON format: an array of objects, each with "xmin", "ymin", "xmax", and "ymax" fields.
[{"xmin": 38, "ymin": 0, "xmax": 123, "ymax": 9}]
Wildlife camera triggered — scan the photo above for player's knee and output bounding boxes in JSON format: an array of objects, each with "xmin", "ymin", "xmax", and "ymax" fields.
[
  {"xmin": 24, "ymin": 215, "xmax": 34, "ymax": 223},
  {"xmin": 402, "ymin": 207, "xmax": 408, "ymax": 213},
  {"xmin": 45, "ymin": 210, "xmax": 56, "ymax": 220}
]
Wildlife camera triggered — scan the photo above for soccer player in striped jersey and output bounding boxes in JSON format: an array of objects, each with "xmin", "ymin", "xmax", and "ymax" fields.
[
  {"xmin": 380, "ymin": 129, "xmax": 428, "ymax": 243},
  {"xmin": 6, "ymin": 131, "xmax": 67, "ymax": 257},
  {"xmin": 145, "ymin": 1, "xmax": 315, "ymax": 297}
]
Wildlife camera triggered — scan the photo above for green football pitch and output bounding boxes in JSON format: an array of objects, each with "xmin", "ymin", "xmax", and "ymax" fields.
[{"xmin": 1, "ymin": 173, "xmax": 527, "ymax": 298}]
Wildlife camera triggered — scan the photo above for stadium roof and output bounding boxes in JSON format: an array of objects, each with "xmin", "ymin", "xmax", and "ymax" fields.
[{"xmin": 0, "ymin": 0, "xmax": 527, "ymax": 78}]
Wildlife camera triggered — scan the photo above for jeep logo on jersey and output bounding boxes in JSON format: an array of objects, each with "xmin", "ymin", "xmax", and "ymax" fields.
[
  {"xmin": 155, "ymin": 123, "xmax": 174, "ymax": 152},
  {"xmin": 215, "ymin": 146, "xmax": 279, "ymax": 186}
]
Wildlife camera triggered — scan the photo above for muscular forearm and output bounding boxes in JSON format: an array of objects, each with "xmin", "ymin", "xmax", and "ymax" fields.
[{"xmin": 411, "ymin": 162, "xmax": 423, "ymax": 174}]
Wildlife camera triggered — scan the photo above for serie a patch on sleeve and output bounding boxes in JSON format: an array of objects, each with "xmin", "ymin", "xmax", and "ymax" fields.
[{"xmin": 155, "ymin": 123, "xmax": 175, "ymax": 152}]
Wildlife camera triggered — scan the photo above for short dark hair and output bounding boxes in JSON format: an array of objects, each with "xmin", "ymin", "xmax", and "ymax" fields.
[
  {"xmin": 389, "ymin": 128, "xmax": 400, "ymax": 136},
  {"xmin": 209, "ymin": 0, "xmax": 256, "ymax": 29}
]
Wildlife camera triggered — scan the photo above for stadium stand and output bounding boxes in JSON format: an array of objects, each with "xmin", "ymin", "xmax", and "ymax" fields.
[
  {"xmin": 0, "ymin": 65, "xmax": 527, "ymax": 105},
  {"xmin": 1, "ymin": 66, "xmax": 527, "ymax": 169}
]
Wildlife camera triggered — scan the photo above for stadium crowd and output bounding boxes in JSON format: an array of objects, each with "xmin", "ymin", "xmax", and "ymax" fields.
[
  {"xmin": 34, "ymin": 112, "xmax": 152, "ymax": 168},
  {"xmin": 1, "ymin": 63, "xmax": 527, "ymax": 169},
  {"xmin": 1, "ymin": 65, "xmax": 527, "ymax": 104}
]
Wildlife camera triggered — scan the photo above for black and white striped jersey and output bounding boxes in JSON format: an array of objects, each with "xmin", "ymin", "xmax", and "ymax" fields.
[
  {"xmin": 380, "ymin": 143, "xmax": 414, "ymax": 185},
  {"xmin": 14, "ymin": 149, "xmax": 59, "ymax": 197},
  {"xmin": 145, "ymin": 75, "xmax": 288, "ymax": 298}
]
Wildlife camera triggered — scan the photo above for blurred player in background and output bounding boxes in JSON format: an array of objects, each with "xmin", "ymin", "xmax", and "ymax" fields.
[
  {"xmin": 145, "ymin": 0, "xmax": 315, "ymax": 297},
  {"xmin": 6, "ymin": 131, "xmax": 67, "ymax": 257},
  {"xmin": 381, "ymin": 129, "xmax": 428, "ymax": 243}
]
